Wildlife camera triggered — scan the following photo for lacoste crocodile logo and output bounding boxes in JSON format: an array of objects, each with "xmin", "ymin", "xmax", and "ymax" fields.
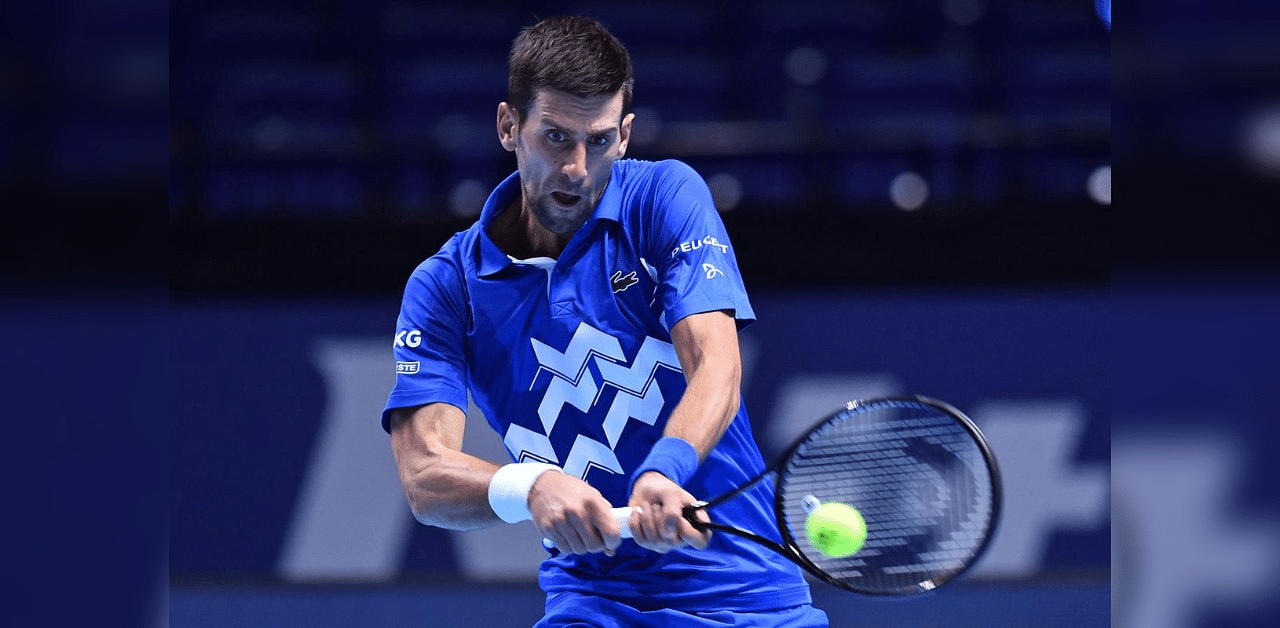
[{"xmin": 610, "ymin": 270, "xmax": 639, "ymax": 294}]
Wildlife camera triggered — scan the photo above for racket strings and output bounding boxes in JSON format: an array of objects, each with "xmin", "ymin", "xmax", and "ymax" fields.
[{"xmin": 778, "ymin": 400, "xmax": 995, "ymax": 595}]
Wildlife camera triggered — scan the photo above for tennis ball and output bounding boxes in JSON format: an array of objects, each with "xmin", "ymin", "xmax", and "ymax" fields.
[{"xmin": 806, "ymin": 502, "xmax": 866, "ymax": 558}]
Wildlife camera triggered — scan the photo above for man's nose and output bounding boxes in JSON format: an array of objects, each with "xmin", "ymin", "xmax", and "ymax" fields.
[{"xmin": 562, "ymin": 143, "xmax": 587, "ymax": 183}]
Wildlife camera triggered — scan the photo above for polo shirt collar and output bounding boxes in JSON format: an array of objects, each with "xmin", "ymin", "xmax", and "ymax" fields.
[
  {"xmin": 476, "ymin": 170, "xmax": 522, "ymax": 277},
  {"xmin": 589, "ymin": 164, "xmax": 623, "ymax": 223}
]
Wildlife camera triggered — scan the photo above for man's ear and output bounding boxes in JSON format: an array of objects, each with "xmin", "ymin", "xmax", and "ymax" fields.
[
  {"xmin": 617, "ymin": 112, "xmax": 635, "ymax": 157},
  {"xmin": 497, "ymin": 102, "xmax": 519, "ymax": 152}
]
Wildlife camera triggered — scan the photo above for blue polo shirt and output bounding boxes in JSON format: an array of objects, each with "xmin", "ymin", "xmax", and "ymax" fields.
[{"xmin": 383, "ymin": 159, "xmax": 812, "ymax": 612}]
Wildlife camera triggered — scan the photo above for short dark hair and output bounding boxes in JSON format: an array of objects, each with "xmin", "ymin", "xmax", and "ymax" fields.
[{"xmin": 507, "ymin": 16, "xmax": 634, "ymax": 123}]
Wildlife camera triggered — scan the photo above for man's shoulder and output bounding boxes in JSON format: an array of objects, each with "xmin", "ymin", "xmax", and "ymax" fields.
[
  {"xmin": 612, "ymin": 158, "xmax": 706, "ymax": 225},
  {"xmin": 611, "ymin": 159, "xmax": 713, "ymax": 231},
  {"xmin": 615, "ymin": 158, "xmax": 701, "ymax": 189}
]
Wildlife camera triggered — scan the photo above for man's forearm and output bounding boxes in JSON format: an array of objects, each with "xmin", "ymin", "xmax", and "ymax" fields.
[
  {"xmin": 400, "ymin": 447, "xmax": 504, "ymax": 530},
  {"xmin": 390, "ymin": 404, "xmax": 507, "ymax": 531},
  {"xmin": 663, "ymin": 311, "xmax": 744, "ymax": 459},
  {"xmin": 661, "ymin": 363, "xmax": 740, "ymax": 459}
]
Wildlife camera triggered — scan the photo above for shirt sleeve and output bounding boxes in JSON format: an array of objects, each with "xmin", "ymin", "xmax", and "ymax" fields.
[
  {"xmin": 380, "ymin": 253, "xmax": 470, "ymax": 433},
  {"xmin": 646, "ymin": 160, "xmax": 756, "ymax": 330}
]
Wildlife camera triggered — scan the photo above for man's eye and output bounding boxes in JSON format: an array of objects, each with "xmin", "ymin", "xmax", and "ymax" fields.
[
  {"xmin": 588, "ymin": 136, "xmax": 610, "ymax": 146},
  {"xmin": 546, "ymin": 131, "xmax": 566, "ymax": 142}
]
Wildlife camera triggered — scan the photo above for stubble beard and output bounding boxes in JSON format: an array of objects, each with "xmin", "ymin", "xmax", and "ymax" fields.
[{"xmin": 527, "ymin": 185, "xmax": 600, "ymax": 236}]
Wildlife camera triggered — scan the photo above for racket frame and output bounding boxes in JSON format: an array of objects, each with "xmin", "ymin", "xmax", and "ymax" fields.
[{"xmin": 683, "ymin": 395, "xmax": 1003, "ymax": 597}]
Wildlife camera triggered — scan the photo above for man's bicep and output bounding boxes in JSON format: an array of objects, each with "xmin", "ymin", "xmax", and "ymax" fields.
[
  {"xmin": 390, "ymin": 402, "xmax": 468, "ymax": 458},
  {"xmin": 669, "ymin": 310, "xmax": 741, "ymax": 376}
]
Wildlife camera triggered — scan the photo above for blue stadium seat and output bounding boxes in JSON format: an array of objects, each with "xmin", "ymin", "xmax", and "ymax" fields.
[
  {"xmin": 1002, "ymin": 49, "xmax": 1110, "ymax": 133},
  {"xmin": 380, "ymin": 56, "xmax": 507, "ymax": 155},
  {"xmin": 391, "ymin": 162, "xmax": 434, "ymax": 218},
  {"xmin": 176, "ymin": 7, "xmax": 330, "ymax": 116},
  {"xmin": 202, "ymin": 62, "xmax": 364, "ymax": 157},
  {"xmin": 833, "ymin": 153, "xmax": 917, "ymax": 209},
  {"xmin": 385, "ymin": 57, "xmax": 508, "ymax": 102},
  {"xmin": 448, "ymin": 155, "xmax": 512, "ymax": 189},
  {"xmin": 969, "ymin": 149, "xmax": 1008, "ymax": 205},
  {"xmin": 48, "ymin": 115, "xmax": 162, "ymax": 185},
  {"xmin": 185, "ymin": 8, "xmax": 326, "ymax": 63},
  {"xmin": 216, "ymin": 63, "xmax": 360, "ymax": 107},
  {"xmin": 203, "ymin": 164, "xmax": 279, "ymax": 217},
  {"xmin": 170, "ymin": 163, "xmax": 183, "ymax": 219},
  {"xmin": 171, "ymin": 0, "xmax": 1111, "ymax": 222},
  {"xmin": 736, "ymin": 0, "xmax": 892, "ymax": 119},
  {"xmin": 1011, "ymin": 147, "xmax": 1107, "ymax": 202},
  {"xmin": 821, "ymin": 51, "xmax": 976, "ymax": 164},
  {"xmin": 996, "ymin": 0, "xmax": 1107, "ymax": 49},
  {"xmin": 631, "ymin": 53, "xmax": 732, "ymax": 121},
  {"xmin": 360, "ymin": 2, "xmax": 522, "ymax": 60},
  {"xmin": 830, "ymin": 52, "xmax": 978, "ymax": 118},
  {"xmin": 682, "ymin": 155, "xmax": 810, "ymax": 209},
  {"xmin": 203, "ymin": 161, "xmax": 370, "ymax": 219},
  {"xmin": 745, "ymin": 0, "xmax": 890, "ymax": 52},
  {"xmin": 563, "ymin": 0, "xmax": 724, "ymax": 52}
]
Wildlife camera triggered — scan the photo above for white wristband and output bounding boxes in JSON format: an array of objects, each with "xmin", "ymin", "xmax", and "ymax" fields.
[{"xmin": 488, "ymin": 463, "xmax": 562, "ymax": 524}]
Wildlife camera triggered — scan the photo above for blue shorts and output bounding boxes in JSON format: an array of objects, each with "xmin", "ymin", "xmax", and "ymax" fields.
[{"xmin": 535, "ymin": 592, "xmax": 829, "ymax": 628}]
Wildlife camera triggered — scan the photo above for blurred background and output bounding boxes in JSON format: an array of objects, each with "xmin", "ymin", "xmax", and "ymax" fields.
[
  {"xmin": 30, "ymin": 0, "xmax": 1280, "ymax": 625},
  {"xmin": 169, "ymin": 0, "xmax": 1111, "ymax": 293},
  {"xmin": 166, "ymin": 2, "xmax": 1117, "ymax": 627},
  {"xmin": 161, "ymin": 0, "xmax": 1280, "ymax": 627},
  {"xmin": 136, "ymin": 0, "xmax": 1277, "ymax": 626},
  {"xmin": 166, "ymin": 0, "xmax": 1116, "ymax": 627}
]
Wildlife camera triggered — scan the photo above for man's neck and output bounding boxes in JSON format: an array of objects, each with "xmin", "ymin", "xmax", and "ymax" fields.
[{"xmin": 489, "ymin": 197, "xmax": 572, "ymax": 260}]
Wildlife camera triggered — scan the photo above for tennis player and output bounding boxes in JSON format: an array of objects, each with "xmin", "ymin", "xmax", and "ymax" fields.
[{"xmin": 383, "ymin": 16, "xmax": 827, "ymax": 627}]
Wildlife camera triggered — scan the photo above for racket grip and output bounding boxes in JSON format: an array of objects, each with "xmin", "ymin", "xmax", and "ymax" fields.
[
  {"xmin": 541, "ymin": 506, "xmax": 633, "ymax": 550},
  {"xmin": 683, "ymin": 501, "xmax": 709, "ymax": 530}
]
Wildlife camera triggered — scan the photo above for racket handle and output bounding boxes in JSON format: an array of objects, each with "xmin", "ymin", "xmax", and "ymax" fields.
[{"xmin": 541, "ymin": 506, "xmax": 634, "ymax": 550}]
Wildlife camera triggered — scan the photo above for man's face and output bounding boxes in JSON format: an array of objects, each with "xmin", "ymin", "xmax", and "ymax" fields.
[{"xmin": 499, "ymin": 88, "xmax": 633, "ymax": 235}]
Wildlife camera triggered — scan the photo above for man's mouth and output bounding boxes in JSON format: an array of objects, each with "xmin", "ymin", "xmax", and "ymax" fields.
[{"xmin": 550, "ymin": 191, "xmax": 581, "ymax": 207}]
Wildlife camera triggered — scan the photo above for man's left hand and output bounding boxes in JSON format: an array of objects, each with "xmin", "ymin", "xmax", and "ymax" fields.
[{"xmin": 627, "ymin": 471, "xmax": 712, "ymax": 553}]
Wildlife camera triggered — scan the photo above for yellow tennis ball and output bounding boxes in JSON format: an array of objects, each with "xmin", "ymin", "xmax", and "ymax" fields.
[{"xmin": 806, "ymin": 502, "xmax": 867, "ymax": 558}]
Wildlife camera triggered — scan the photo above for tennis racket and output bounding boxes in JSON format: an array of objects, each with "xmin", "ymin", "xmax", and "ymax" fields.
[{"xmin": 544, "ymin": 395, "xmax": 1002, "ymax": 596}]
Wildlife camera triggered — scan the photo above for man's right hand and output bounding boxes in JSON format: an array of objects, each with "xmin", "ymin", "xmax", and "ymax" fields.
[{"xmin": 527, "ymin": 471, "xmax": 624, "ymax": 556}]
